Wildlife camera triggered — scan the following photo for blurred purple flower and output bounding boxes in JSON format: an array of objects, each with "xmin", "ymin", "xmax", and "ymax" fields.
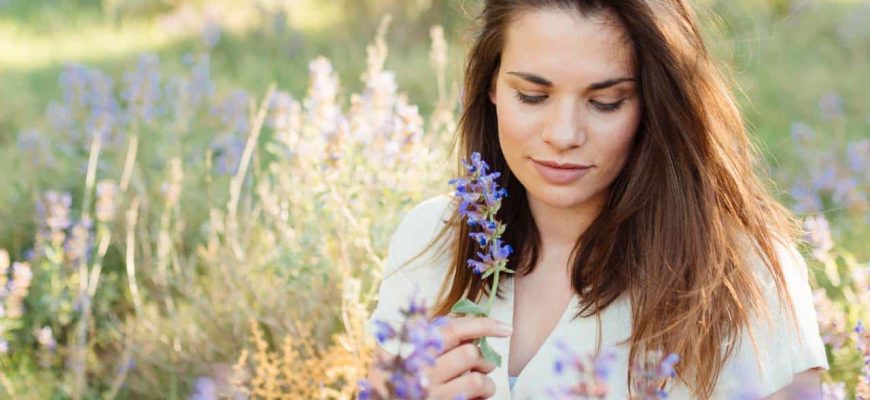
[
  {"xmin": 212, "ymin": 90, "xmax": 251, "ymax": 135},
  {"xmin": 803, "ymin": 214, "xmax": 834, "ymax": 260},
  {"xmin": 822, "ymin": 382, "xmax": 847, "ymax": 400},
  {"xmin": 790, "ymin": 184, "xmax": 823, "ymax": 214},
  {"xmin": 58, "ymin": 64, "xmax": 119, "ymax": 144},
  {"xmin": 36, "ymin": 326, "xmax": 57, "ymax": 351},
  {"xmin": 123, "ymin": 54, "xmax": 162, "ymax": 124},
  {"xmin": 64, "ymin": 217, "xmax": 93, "ymax": 266},
  {"xmin": 818, "ymin": 93, "xmax": 844, "ymax": 121},
  {"xmin": 189, "ymin": 376, "xmax": 217, "ymax": 400},
  {"xmin": 95, "ymin": 180, "xmax": 118, "ymax": 223},
  {"xmin": 37, "ymin": 191, "xmax": 72, "ymax": 235},
  {"xmin": 549, "ymin": 339, "xmax": 616, "ymax": 399},
  {"xmin": 17, "ymin": 129, "xmax": 55, "ymax": 167},
  {"xmin": 210, "ymin": 134, "xmax": 245, "ymax": 176},
  {"xmin": 631, "ymin": 350, "xmax": 680, "ymax": 399},
  {"xmin": 202, "ymin": 19, "xmax": 221, "ymax": 49},
  {"xmin": 847, "ymin": 139, "xmax": 869, "ymax": 174},
  {"xmin": 362, "ymin": 291, "xmax": 447, "ymax": 400}
]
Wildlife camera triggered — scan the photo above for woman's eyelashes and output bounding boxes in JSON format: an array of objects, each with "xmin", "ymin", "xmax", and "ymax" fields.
[
  {"xmin": 514, "ymin": 90, "xmax": 626, "ymax": 112},
  {"xmin": 515, "ymin": 90, "xmax": 547, "ymax": 104},
  {"xmin": 590, "ymin": 99, "xmax": 626, "ymax": 112}
]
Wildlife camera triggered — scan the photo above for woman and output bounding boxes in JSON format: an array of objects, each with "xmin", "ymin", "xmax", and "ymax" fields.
[{"xmin": 366, "ymin": 0, "xmax": 828, "ymax": 399}]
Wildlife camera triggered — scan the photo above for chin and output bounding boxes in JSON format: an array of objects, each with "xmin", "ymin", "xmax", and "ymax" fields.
[{"xmin": 526, "ymin": 184, "xmax": 596, "ymax": 210}]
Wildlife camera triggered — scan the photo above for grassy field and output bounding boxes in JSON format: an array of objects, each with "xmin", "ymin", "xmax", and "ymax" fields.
[{"xmin": 0, "ymin": 0, "xmax": 867, "ymax": 398}]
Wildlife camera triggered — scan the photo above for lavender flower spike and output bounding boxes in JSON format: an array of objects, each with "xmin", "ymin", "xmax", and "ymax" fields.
[
  {"xmin": 360, "ymin": 291, "xmax": 447, "ymax": 400},
  {"xmin": 448, "ymin": 151, "xmax": 514, "ymax": 367}
]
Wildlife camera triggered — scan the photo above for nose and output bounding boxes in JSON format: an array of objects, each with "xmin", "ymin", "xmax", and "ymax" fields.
[{"xmin": 541, "ymin": 97, "xmax": 586, "ymax": 150}]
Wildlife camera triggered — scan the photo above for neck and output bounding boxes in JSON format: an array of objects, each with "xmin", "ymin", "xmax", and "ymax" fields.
[{"xmin": 526, "ymin": 190, "xmax": 606, "ymax": 272}]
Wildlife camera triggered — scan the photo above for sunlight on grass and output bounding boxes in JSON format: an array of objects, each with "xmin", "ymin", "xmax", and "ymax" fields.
[
  {"xmin": 0, "ymin": 19, "xmax": 181, "ymax": 70},
  {"xmin": 0, "ymin": 0, "xmax": 344, "ymax": 71}
]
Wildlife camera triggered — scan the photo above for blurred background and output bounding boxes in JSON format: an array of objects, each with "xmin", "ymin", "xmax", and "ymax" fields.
[{"xmin": 0, "ymin": 0, "xmax": 867, "ymax": 398}]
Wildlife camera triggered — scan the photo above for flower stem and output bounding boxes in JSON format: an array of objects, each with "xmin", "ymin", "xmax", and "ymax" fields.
[{"xmin": 485, "ymin": 269, "xmax": 500, "ymax": 315}]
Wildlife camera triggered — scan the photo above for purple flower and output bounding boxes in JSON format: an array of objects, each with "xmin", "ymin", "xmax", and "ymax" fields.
[
  {"xmin": 37, "ymin": 191, "xmax": 72, "ymax": 235},
  {"xmin": 123, "ymin": 54, "xmax": 162, "ymax": 124},
  {"xmin": 188, "ymin": 376, "xmax": 217, "ymax": 400},
  {"xmin": 549, "ymin": 339, "xmax": 616, "ymax": 399},
  {"xmin": 449, "ymin": 152, "xmax": 511, "ymax": 279},
  {"xmin": 818, "ymin": 93, "xmax": 844, "ymax": 121},
  {"xmin": 847, "ymin": 139, "xmax": 869, "ymax": 174},
  {"xmin": 631, "ymin": 350, "xmax": 680, "ymax": 399},
  {"xmin": 212, "ymin": 90, "xmax": 251, "ymax": 135},
  {"xmin": 803, "ymin": 214, "xmax": 834, "ymax": 260},
  {"xmin": 362, "ymin": 292, "xmax": 447, "ymax": 399}
]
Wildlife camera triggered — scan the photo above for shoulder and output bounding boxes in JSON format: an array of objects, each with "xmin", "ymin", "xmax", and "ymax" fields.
[
  {"xmin": 384, "ymin": 192, "xmax": 455, "ymax": 275},
  {"xmin": 712, "ymin": 234, "xmax": 829, "ymax": 398}
]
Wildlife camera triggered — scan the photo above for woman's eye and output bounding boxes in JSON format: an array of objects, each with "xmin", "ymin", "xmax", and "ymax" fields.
[
  {"xmin": 515, "ymin": 91, "xmax": 547, "ymax": 105},
  {"xmin": 591, "ymin": 99, "xmax": 625, "ymax": 112}
]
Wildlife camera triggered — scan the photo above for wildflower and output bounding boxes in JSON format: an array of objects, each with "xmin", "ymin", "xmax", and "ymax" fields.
[
  {"xmin": 813, "ymin": 289, "xmax": 849, "ymax": 349},
  {"xmin": 17, "ymin": 128, "xmax": 55, "ymax": 167},
  {"xmin": 803, "ymin": 214, "xmax": 833, "ymax": 260},
  {"xmin": 189, "ymin": 376, "xmax": 218, "ymax": 400},
  {"xmin": 361, "ymin": 291, "xmax": 447, "ymax": 400},
  {"xmin": 202, "ymin": 18, "xmax": 221, "ymax": 49},
  {"xmin": 631, "ymin": 350, "xmax": 680, "ymax": 400},
  {"xmin": 790, "ymin": 122, "xmax": 815, "ymax": 147},
  {"xmin": 212, "ymin": 89, "xmax": 251, "ymax": 135},
  {"xmin": 847, "ymin": 139, "xmax": 869, "ymax": 174},
  {"xmin": 161, "ymin": 158, "xmax": 184, "ymax": 207},
  {"xmin": 64, "ymin": 217, "xmax": 93, "ymax": 266},
  {"xmin": 447, "ymin": 152, "xmax": 513, "ymax": 367},
  {"xmin": 818, "ymin": 93, "xmax": 844, "ymax": 121},
  {"xmin": 37, "ymin": 191, "xmax": 73, "ymax": 239},
  {"xmin": 123, "ymin": 54, "xmax": 162, "ymax": 124},
  {"xmin": 307, "ymin": 57, "xmax": 342, "ymax": 138},
  {"xmin": 36, "ymin": 326, "xmax": 57, "ymax": 351},
  {"xmin": 5, "ymin": 262, "xmax": 32, "ymax": 318},
  {"xmin": 95, "ymin": 180, "xmax": 119, "ymax": 223},
  {"xmin": 448, "ymin": 152, "xmax": 512, "ymax": 279},
  {"xmin": 821, "ymin": 382, "xmax": 847, "ymax": 400},
  {"xmin": 548, "ymin": 339, "xmax": 616, "ymax": 399},
  {"xmin": 210, "ymin": 134, "xmax": 245, "ymax": 176},
  {"xmin": 856, "ymin": 322, "xmax": 870, "ymax": 398},
  {"xmin": 789, "ymin": 184, "xmax": 823, "ymax": 214}
]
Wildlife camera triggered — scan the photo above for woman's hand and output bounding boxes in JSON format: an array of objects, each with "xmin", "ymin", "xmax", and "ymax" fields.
[
  {"xmin": 424, "ymin": 316, "xmax": 513, "ymax": 399},
  {"xmin": 367, "ymin": 316, "xmax": 512, "ymax": 399}
]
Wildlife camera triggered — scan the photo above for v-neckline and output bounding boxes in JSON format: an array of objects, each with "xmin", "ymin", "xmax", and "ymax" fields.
[{"xmin": 504, "ymin": 276, "xmax": 578, "ymax": 395}]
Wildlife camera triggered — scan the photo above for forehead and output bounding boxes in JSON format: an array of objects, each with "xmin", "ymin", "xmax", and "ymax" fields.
[{"xmin": 501, "ymin": 8, "xmax": 636, "ymax": 84}]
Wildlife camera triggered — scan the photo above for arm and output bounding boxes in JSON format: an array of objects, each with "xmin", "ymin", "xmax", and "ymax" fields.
[{"xmin": 764, "ymin": 368, "xmax": 822, "ymax": 399}]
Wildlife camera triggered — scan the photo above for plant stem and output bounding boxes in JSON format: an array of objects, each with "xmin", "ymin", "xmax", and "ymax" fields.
[{"xmin": 485, "ymin": 269, "xmax": 500, "ymax": 315}]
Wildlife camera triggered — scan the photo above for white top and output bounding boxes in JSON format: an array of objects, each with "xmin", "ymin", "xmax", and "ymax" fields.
[{"xmin": 367, "ymin": 194, "xmax": 829, "ymax": 400}]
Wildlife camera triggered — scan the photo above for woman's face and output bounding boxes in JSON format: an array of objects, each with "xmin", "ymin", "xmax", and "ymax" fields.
[{"xmin": 490, "ymin": 8, "xmax": 641, "ymax": 212}]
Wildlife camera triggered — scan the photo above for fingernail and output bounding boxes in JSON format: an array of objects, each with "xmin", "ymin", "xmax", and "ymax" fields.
[{"xmin": 496, "ymin": 322, "xmax": 512, "ymax": 335}]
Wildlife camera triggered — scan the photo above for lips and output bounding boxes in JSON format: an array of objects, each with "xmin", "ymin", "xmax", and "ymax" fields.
[
  {"xmin": 530, "ymin": 158, "xmax": 592, "ymax": 185},
  {"xmin": 532, "ymin": 159, "xmax": 592, "ymax": 169}
]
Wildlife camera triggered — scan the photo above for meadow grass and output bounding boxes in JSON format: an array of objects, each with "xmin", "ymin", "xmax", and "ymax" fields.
[{"xmin": 0, "ymin": 0, "xmax": 866, "ymax": 398}]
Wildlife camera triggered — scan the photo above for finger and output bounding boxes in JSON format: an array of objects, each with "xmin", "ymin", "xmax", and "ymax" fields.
[
  {"xmin": 426, "ymin": 343, "xmax": 497, "ymax": 384},
  {"xmin": 440, "ymin": 317, "xmax": 512, "ymax": 351},
  {"xmin": 429, "ymin": 372, "xmax": 495, "ymax": 400}
]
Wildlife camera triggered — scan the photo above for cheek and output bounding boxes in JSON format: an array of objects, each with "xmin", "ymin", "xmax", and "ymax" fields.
[
  {"xmin": 589, "ymin": 110, "xmax": 640, "ymax": 165},
  {"xmin": 495, "ymin": 95, "xmax": 542, "ymax": 155}
]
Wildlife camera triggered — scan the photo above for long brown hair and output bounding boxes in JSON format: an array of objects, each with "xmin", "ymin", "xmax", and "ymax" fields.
[{"xmin": 401, "ymin": 0, "xmax": 803, "ymax": 397}]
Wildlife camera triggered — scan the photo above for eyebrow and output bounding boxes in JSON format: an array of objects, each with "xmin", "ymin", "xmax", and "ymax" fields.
[{"xmin": 506, "ymin": 71, "xmax": 635, "ymax": 91}]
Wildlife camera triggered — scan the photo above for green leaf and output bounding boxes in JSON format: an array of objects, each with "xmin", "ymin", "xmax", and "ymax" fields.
[
  {"xmin": 451, "ymin": 298, "xmax": 487, "ymax": 316},
  {"xmin": 478, "ymin": 336, "xmax": 502, "ymax": 367},
  {"xmin": 481, "ymin": 268, "xmax": 495, "ymax": 280}
]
